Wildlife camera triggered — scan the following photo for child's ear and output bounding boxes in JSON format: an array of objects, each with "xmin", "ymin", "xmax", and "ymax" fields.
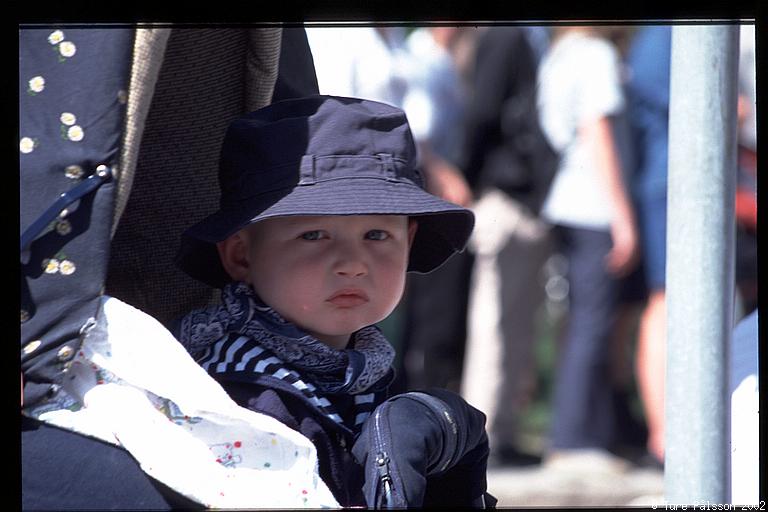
[
  {"xmin": 407, "ymin": 218, "xmax": 418, "ymax": 248},
  {"xmin": 216, "ymin": 232, "xmax": 251, "ymax": 283}
]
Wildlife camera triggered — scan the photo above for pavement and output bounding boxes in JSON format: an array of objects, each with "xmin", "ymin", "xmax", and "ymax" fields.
[{"xmin": 487, "ymin": 463, "xmax": 665, "ymax": 507}]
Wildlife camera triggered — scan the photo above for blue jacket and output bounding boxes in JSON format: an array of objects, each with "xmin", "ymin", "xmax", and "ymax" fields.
[{"xmin": 217, "ymin": 372, "xmax": 495, "ymax": 508}]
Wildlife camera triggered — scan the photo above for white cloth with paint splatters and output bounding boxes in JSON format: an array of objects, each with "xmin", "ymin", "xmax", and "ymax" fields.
[{"xmin": 25, "ymin": 296, "xmax": 339, "ymax": 509}]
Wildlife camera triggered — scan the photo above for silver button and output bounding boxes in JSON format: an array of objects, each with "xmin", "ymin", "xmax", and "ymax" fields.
[
  {"xmin": 21, "ymin": 309, "xmax": 30, "ymax": 323},
  {"xmin": 57, "ymin": 345, "xmax": 74, "ymax": 361},
  {"xmin": 22, "ymin": 340, "xmax": 41, "ymax": 355},
  {"xmin": 56, "ymin": 219, "xmax": 72, "ymax": 236}
]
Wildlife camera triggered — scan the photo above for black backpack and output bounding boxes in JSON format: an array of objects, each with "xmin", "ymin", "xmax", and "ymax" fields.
[
  {"xmin": 463, "ymin": 27, "xmax": 560, "ymax": 216},
  {"xmin": 495, "ymin": 88, "xmax": 560, "ymax": 215}
]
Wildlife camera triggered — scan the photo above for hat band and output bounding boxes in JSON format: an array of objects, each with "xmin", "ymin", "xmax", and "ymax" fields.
[{"xmin": 298, "ymin": 153, "xmax": 418, "ymax": 186}]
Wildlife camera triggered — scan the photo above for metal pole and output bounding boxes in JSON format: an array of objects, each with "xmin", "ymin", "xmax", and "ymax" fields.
[{"xmin": 665, "ymin": 24, "xmax": 739, "ymax": 504}]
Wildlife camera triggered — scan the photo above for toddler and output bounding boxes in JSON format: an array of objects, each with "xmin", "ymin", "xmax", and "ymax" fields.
[{"xmin": 174, "ymin": 95, "xmax": 493, "ymax": 508}]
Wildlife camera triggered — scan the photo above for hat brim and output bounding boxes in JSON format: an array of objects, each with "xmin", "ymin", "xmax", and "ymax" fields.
[{"xmin": 175, "ymin": 178, "xmax": 474, "ymax": 288}]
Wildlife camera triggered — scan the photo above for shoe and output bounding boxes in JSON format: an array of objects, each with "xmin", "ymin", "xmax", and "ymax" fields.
[
  {"xmin": 611, "ymin": 445, "xmax": 664, "ymax": 471},
  {"xmin": 612, "ymin": 389, "xmax": 650, "ymax": 450},
  {"xmin": 633, "ymin": 451, "xmax": 664, "ymax": 471}
]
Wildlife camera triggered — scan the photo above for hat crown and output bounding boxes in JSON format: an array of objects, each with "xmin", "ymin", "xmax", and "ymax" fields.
[
  {"xmin": 218, "ymin": 95, "xmax": 421, "ymax": 206},
  {"xmin": 176, "ymin": 95, "xmax": 474, "ymax": 289}
]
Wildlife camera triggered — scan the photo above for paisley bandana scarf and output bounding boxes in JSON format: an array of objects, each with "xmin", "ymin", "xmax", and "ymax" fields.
[{"xmin": 177, "ymin": 282, "xmax": 395, "ymax": 396}]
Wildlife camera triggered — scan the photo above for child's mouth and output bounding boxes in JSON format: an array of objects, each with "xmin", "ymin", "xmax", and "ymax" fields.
[{"xmin": 327, "ymin": 289, "xmax": 369, "ymax": 308}]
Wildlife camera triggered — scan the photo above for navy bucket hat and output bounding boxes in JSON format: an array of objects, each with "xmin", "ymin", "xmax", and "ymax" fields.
[{"xmin": 175, "ymin": 95, "xmax": 475, "ymax": 288}]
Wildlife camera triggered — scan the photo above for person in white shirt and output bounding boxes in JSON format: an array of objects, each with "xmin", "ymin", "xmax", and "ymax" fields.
[
  {"xmin": 306, "ymin": 26, "xmax": 410, "ymax": 109},
  {"xmin": 536, "ymin": 26, "xmax": 639, "ymax": 469}
]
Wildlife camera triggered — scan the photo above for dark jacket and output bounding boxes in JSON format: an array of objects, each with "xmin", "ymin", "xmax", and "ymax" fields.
[
  {"xmin": 217, "ymin": 372, "xmax": 495, "ymax": 509},
  {"xmin": 461, "ymin": 27, "xmax": 558, "ymax": 215},
  {"xmin": 217, "ymin": 372, "xmax": 376, "ymax": 507},
  {"xmin": 22, "ymin": 416, "xmax": 202, "ymax": 510}
]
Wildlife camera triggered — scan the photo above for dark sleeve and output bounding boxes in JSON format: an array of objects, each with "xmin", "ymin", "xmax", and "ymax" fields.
[
  {"xmin": 22, "ymin": 415, "xmax": 202, "ymax": 510},
  {"xmin": 460, "ymin": 27, "xmax": 537, "ymax": 189}
]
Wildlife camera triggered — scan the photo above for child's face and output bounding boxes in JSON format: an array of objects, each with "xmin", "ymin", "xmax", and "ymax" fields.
[{"xmin": 224, "ymin": 215, "xmax": 417, "ymax": 349}]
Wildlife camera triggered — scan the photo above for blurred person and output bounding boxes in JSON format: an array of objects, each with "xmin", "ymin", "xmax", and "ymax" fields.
[
  {"xmin": 401, "ymin": 26, "xmax": 473, "ymax": 208},
  {"xmin": 737, "ymin": 25, "xmax": 756, "ymax": 153},
  {"xmin": 459, "ymin": 26, "xmax": 559, "ymax": 466},
  {"xmin": 521, "ymin": 26, "xmax": 552, "ymax": 63},
  {"xmin": 624, "ymin": 24, "xmax": 755, "ymax": 470},
  {"xmin": 600, "ymin": 26, "xmax": 654, "ymax": 464},
  {"xmin": 608, "ymin": 267, "xmax": 652, "ymax": 462},
  {"xmin": 729, "ymin": 42, "xmax": 757, "ymax": 505},
  {"xmin": 536, "ymin": 25, "xmax": 640, "ymax": 470},
  {"xmin": 305, "ymin": 26, "xmax": 410, "ymax": 108},
  {"xmin": 397, "ymin": 26, "xmax": 475, "ymax": 393},
  {"xmin": 734, "ymin": 139, "xmax": 757, "ymax": 316},
  {"xmin": 734, "ymin": 24, "xmax": 757, "ymax": 317},
  {"xmin": 730, "ymin": 308, "xmax": 759, "ymax": 505},
  {"xmin": 624, "ymin": 25, "xmax": 670, "ymax": 466}
]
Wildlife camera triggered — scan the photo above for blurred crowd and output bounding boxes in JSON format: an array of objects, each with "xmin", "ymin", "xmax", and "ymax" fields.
[{"xmin": 305, "ymin": 24, "xmax": 757, "ymax": 473}]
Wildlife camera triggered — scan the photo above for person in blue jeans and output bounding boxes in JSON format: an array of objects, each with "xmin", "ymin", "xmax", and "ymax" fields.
[
  {"xmin": 173, "ymin": 95, "xmax": 494, "ymax": 508},
  {"xmin": 536, "ymin": 26, "xmax": 640, "ymax": 468}
]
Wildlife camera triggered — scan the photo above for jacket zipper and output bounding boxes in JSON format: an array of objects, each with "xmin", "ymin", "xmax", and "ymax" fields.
[{"xmin": 373, "ymin": 407, "xmax": 394, "ymax": 508}]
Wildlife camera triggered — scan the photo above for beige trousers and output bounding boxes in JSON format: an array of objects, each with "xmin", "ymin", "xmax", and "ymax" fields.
[{"xmin": 461, "ymin": 190, "xmax": 552, "ymax": 450}]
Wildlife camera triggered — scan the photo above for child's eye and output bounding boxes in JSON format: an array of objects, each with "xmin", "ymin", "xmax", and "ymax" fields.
[
  {"xmin": 299, "ymin": 230, "xmax": 325, "ymax": 241},
  {"xmin": 365, "ymin": 230, "xmax": 389, "ymax": 241}
]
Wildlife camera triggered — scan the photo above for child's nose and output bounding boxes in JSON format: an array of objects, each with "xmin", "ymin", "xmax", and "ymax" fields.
[
  {"xmin": 333, "ymin": 243, "xmax": 368, "ymax": 277},
  {"xmin": 334, "ymin": 258, "xmax": 368, "ymax": 277}
]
